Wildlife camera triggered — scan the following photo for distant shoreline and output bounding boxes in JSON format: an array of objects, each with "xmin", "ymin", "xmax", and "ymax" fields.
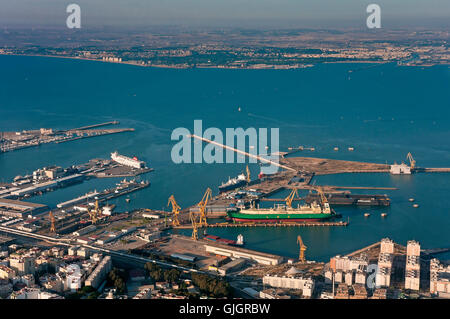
[{"xmin": 0, "ymin": 52, "xmax": 442, "ymax": 69}]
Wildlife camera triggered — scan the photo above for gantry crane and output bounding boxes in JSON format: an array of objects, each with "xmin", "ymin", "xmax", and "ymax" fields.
[
  {"xmin": 49, "ymin": 211, "xmax": 56, "ymax": 233},
  {"xmin": 246, "ymin": 165, "xmax": 251, "ymax": 183},
  {"xmin": 167, "ymin": 195, "xmax": 181, "ymax": 227},
  {"xmin": 406, "ymin": 152, "xmax": 416, "ymax": 170},
  {"xmin": 297, "ymin": 235, "xmax": 307, "ymax": 263},
  {"xmin": 198, "ymin": 188, "xmax": 212, "ymax": 227},
  {"xmin": 190, "ymin": 211, "xmax": 199, "ymax": 240},
  {"xmin": 315, "ymin": 187, "xmax": 330, "ymax": 209},
  {"xmin": 88, "ymin": 200, "xmax": 100, "ymax": 224},
  {"xmin": 285, "ymin": 188, "xmax": 300, "ymax": 208}
]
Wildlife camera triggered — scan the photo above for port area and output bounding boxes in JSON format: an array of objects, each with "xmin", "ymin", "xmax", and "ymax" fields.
[
  {"xmin": 131, "ymin": 234, "xmax": 286, "ymax": 269},
  {"xmin": 0, "ymin": 157, "xmax": 152, "ymax": 201},
  {"xmin": 171, "ymin": 156, "xmax": 398, "ymax": 228},
  {"xmin": 0, "ymin": 179, "xmax": 150, "ymax": 234},
  {"xmin": 281, "ymin": 156, "xmax": 390, "ymax": 175},
  {"xmin": 79, "ymin": 158, "xmax": 153, "ymax": 178},
  {"xmin": 0, "ymin": 121, "xmax": 134, "ymax": 153},
  {"xmin": 173, "ymin": 153, "xmax": 450, "ymax": 229}
]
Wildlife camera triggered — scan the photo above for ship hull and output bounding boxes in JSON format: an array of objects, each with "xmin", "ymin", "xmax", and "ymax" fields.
[
  {"xmin": 227, "ymin": 211, "xmax": 332, "ymax": 223},
  {"xmin": 231, "ymin": 217, "xmax": 325, "ymax": 223},
  {"xmin": 219, "ymin": 180, "xmax": 247, "ymax": 193}
]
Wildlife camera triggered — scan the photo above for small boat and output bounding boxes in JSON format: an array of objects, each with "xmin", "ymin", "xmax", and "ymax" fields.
[
  {"xmin": 125, "ymin": 198, "xmax": 131, "ymax": 203},
  {"xmin": 409, "ymin": 198, "xmax": 415, "ymax": 202},
  {"xmin": 364, "ymin": 212, "xmax": 371, "ymax": 217},
  {"xmin": 381, "ymin": 212, "xmax": 387, "ymax": 217},
  {"xmin": 348, "ymin": 147, "xmax": 355, "ymax": 151},
  {"xmin": 334, "ymin": 147, "xmax": 339, "ymax": 151},
  {"xmin": 413, "ymin": 204, "xmax": 419, "ymax": 208}
]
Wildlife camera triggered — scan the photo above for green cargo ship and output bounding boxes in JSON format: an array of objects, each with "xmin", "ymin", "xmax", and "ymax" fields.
[{"xmin": 227, "ymin": 201, "xmax": 333, "ymax": 222}]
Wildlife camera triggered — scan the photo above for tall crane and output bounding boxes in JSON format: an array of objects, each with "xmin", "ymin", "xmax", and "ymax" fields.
[
  {"xmin": 49, "ymin": 211, "xmax": 56, "ymax": 233},
  {"xmin": 406, "ymin": 152, "xmax": 416, "ymax": 170},
  {"xmin": 315, "ymin": 187, "xmax": 330, "ymax": 210},
  {"xmin": 198, "ymin": 188, "xmax": 212, "ymax": 227},
  {"xmin": 297, "ymin": 235, "xmax": 307, "ymax": 263},
  {"xmin": 88, "ymin": 200, "xmax": 99, "ymax": 224},
  {"xmin": 190, "ymin": 211, "xmax": 199, "ymax": 241},
  {"xmin": 246, "ymin": 165, "xmax": 251, "ymax": 183},
  {"xmin": 285, "ymin": 188, "xmax": 300, "ymax": 208},
  {"xmin": 167, "ymin": 195, "xmax": 181, "ymax": 227}
]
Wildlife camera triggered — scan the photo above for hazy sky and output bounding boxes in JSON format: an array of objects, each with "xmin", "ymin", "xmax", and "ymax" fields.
[{"xmin": 0, "ymin": 0, "xmax": 449, "ymax": 28}]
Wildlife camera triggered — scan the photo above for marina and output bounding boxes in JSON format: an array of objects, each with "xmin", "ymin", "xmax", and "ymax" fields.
[{"xmin": 0, "ymin": 121, "xmax": 134, "ymax": 153}]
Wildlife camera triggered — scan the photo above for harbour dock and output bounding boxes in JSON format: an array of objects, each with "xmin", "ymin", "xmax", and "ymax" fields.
[
  {"xmin": 70, "ymin": 121, "xmax": 120, "ymax": 131},
  {"xmin": 175, "ymin": 220, "xmax": 348, "ymax": 229},
  {"xmin": 1, "ymin": 122, "xmax": 135, "ymax": 153}
]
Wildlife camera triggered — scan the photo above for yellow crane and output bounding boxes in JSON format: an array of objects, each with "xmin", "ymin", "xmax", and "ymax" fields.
[
  {"xmin": 167, "ymin": 195, "xmax": 181, "ymax": 227},
  {"xmin": 49, "ymin": 211, "xmax": 56, "ymax": 233},
  {"xmin": 88, "ymin": 200, "xmax": 99, "ymax": 224},
  {"xmin": 198, "ymin": 188, "xmax": 212, "ymax": 227},
  {"xmin": 315, "ymin": 187, "xmax": 331, "ymax": 212},
  {"xmin": 297, "ymin": 235, "xmax": 307, "ymax": 263},
  {"xmin": 316, "ymin": 187, "xmax": 327, "ymax": 203},
  {"xmin": 190, "ymin": 211, "xmax": 199, "ymax": 240},
  {"xmin": 406, "ymin": 152, "xmax": 416, "ymax": 170},
  {"xmin": 246, "ymin": 165, "xmax": 251, "ymax": 183},
  {"xmin": 285, "ymin": 188, "xmax": 300, "ymax": 208}
]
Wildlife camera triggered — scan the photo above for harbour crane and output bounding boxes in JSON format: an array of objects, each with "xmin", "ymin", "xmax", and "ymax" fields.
[
  {"xmin": 88, "ymin": 200, "xmax": 100, "ymax": 224},
  {"xmin": 285, "ymin": 188, "xmax": 300, "ymax": 208},
  {"xmin": 297, "ymin": 235, "xmax": 307, "ymax": 263},
  {"xmin": 316, "ymin": 187, "xmax": 327, "ymax": 203},
  {"xmin": 246, "ymin": 165, "xmax": 251, "ymax": 183},
  {"xmin": 49, "ymin": 211, "xmax": 56, "ymax": 233},
  {"xmin": 406, "ymin": 152, "xmax": 416, "ymax": 170},
  {"xmin": 167, "ymin": 195, "xmax": 181, "ymax": 227},
  {"xmin": 315, "ymin": 187, "xmax": 331, "ymax": 213},
  {"xmin": 198, "ymin": 188, "xmax": 212, "ymax": 227},
  {"xmin": 190, "ymin": 211, "xmax": 199, "ymax": 241}
]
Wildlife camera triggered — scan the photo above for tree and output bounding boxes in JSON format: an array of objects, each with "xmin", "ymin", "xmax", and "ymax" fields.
[{"xmin": 164, "ymin": 269, "xmax": 180, "ymax": 283}]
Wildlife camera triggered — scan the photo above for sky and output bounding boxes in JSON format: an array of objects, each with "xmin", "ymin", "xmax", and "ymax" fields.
[{"xmin": 0, "ymin": 0, "xmax": 449, "ymax": 29}]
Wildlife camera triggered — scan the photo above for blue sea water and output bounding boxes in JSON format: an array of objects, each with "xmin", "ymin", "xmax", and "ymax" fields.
[{"xmin": 0, "ymin": 55, "xmax": 449, "ymax": 261}]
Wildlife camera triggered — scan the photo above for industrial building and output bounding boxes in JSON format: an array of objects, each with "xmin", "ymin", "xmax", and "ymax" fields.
[
  {"xmin": 204, "ymin": 244, "xmax": 283, "ymax": 265},
  {"xmin": 217, "ymin": 258, "xmax": 247, "ymax": 276},
  {"xmin": 57, "ymin": 191, "xmax": 99, "ymax": 209},
  {"xmin": 390, "ymin": 163, "xmax": 411, "ymax": 175},
  {"xmin": 73, "ymin": 225, "xmax": 97, "ymax": 237},
  {"xmin": 10, "ymin": 180, "xmax": 57, "ymax": 197},
  {"xmin": 0, "ymin": 198, "xmax": 48, "ymax": 218}
]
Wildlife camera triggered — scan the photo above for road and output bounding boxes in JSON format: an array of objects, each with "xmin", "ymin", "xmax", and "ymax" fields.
[{"xmin": 0, "ymin": 225, "xmax": 202, "ymax": 274}]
